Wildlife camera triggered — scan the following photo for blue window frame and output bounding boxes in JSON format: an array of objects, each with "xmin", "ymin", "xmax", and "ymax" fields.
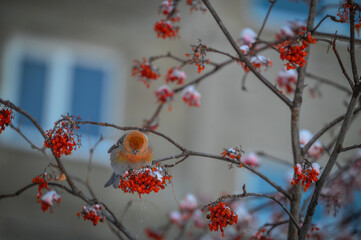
[
  {"xmin": 71, "ymin": 65, "xmax": 105, "ymax": 136},
  {"xmin": 18, "ymin": 57, "xmax": 48, "ymax": 127}
]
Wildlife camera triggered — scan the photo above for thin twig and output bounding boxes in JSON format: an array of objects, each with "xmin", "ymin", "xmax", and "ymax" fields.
[
  {"xmin": 349, "ymin": 0, "xmax": 359, "ymax": 84},
  {"xmin": 331, "ymin": 39, "xmax": 354, "ymax": 89},
  {"xmin": 302, "ymin": 105, "xmax": 361, "ymax": 154},
  {"xmin": 339, "ymin": 144, "xmax": 361, "ymax": 152},
  {"xmin": 306, "ymin": 72, "xmax": 352, "ymax": 95},
  {"xmin": 10, "ymin": 124, "xmax": 46, "ymax": 153},
  {"xmin": 188, "ymin": 150, "xmax": 291, "ymax": 199},
  {"xmin": 0, "ymin": 98, "xmax": 46, "ymax": 138},
  {"xmin": 86, "ymin": 135, "xmax": 104, "ymax": 184},
  {"xmin": 256, "ymin": 0, "xmax": 277, "ymax": 39},
  {"xmin": 300, "ymin": 92, "xmax": 361, "ymax": 240}
]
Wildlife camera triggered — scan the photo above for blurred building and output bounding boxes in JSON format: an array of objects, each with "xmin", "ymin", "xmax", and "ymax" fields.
[{"xmin": 0, "ymin": 0, "xmax": 360, "ymax": 239}]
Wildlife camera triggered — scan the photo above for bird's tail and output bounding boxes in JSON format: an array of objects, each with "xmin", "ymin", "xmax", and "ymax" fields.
[{"xmin": 104, "ymin": 172, "xmax": 120, "ymax": 188}]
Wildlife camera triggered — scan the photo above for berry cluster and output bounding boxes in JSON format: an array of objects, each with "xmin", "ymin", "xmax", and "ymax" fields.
[
  {"xmin": 205, "ymin": 202, "xmax": 238, "ymax": 237},
  {"xmin": 185, "ymin": 41, "xmax": 209, "ymax": 74},
  {"xmin": 221, "ymin": 147, "xmax": 243, "ymax": 163},
  {"xmin": 278, "ymin": 33, "xmax": 316, "ymax": 70},
  {"xmin": 132, "ymin": 58, "xmax": 161, "ymax": 88},
  {"xmin": 154, "ymin": 19, "xmax": 179, "ymax": 39},
  {"xmin": 181, "ymin": 85, "xmax": 201, "ymax": 107},
  {"xmin": 242, "ymin": 55, "xmax": 272, "ymax": 73},
  {"xmin": 118, "ymin": 167, "xmax": 172, "ymax": 198},
  {"xmin": 299, "ymin": 129, "xmax": 323, "ymax": 160},
  {"xmin": 155, "ymin": 1, "xmax": 180, "ymax": 39},
  {"xmin": 39, "ymin": 190, "xmax": 61, "ymax": 213},
  {"xmin": 32, "ymin": 173, "xmax": 51, "ymax": 199},
  {"xmin": 276, "ymin": 68, "xmax": 298, "ymax": 94},
  {"xmin": 291, "ymin": 162, "xmax": 320, "ymax": 192},
  {"xmin": 76, "ymin": 204, "xmax": 104, "ymax": 226},
  {"xmin": 154, "ymin": 85, "xmax": 175, "ymax": 103},
  {"xmin": 44, "ymin": 117, "xmax": 81, "ymax": 158},
  {"xmin": 337, "ymin": 1, "xmax": 361, "ymax": 36},
  {"xmin": 0, "ymin": 107, "xmax": 14, "ymax": 134},
  {"xmin": 165, "ymin": 67, "xmax": 186, "ymax": 85}
]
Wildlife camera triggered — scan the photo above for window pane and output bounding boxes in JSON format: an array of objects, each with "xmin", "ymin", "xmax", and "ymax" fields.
[
  {"xmin": 18, "ymin": 57, "xmax": 47, "ymax": 127},
  {"xmin": 71, "ymin": 65, "xmax": 104, "ymax": 136}
]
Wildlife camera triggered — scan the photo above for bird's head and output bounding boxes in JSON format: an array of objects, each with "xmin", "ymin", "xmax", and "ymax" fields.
[{"xmin": 124, "ymin": 130, "xmax": 148, "ymax": 154}]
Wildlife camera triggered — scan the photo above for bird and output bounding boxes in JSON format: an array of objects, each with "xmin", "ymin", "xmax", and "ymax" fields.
[{"xmin": 104, "ymin": 130, "xmax": 153, "ymax": 188}]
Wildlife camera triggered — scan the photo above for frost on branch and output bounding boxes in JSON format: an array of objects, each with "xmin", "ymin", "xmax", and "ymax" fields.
[
  {"xmin": 276, "ymin": 68, "xmax": 298, "ymax": 94},
  {"xmin": 132, "ymin": 58, "xmax": 161, "ymax": 88},
  {"xmin": 39, "ymin": 190, "xmax": 61, "ymax": 213},
  {"xmin": 154, "ymin": 85, "xmax": 175, "ymax": 104},
  {"xmin": 155, "ymin": 1, "xmax": 180, "ymax": 39},
  {"xmin": 165, "ymin": 67, "xmax": 186, "ymax": 85},
  {"xmin": 238, "ymin": 28, "xmax": 257, "ymax": 47},
  {"xmin": 276, "ymin": 20, "xmax": 306, "ymax": 40},
  {"xmin": 117, "ymin": 166, "xmax": 172, "ymax": 198},
  {"xmin": 241, "ymin": 152, "xmax": 260, "ymax": 168},
  {"xmin": 221, "ymin": 147, "xmax": 243, "ymax": 166},
  {"xmin": 181, "ymin": 85, "xmax": 201, "ymax": 107},
  {"xmin": 76, "ymin": 204, "xmax": 104, "ymax": 226},
  {"xmin": 0, "ymin": 107, "xmax": 14, "ymax": 134},
  {"xmin": 243, "ymin": 55, "xmax": 272, "ymax": 73},
  {"xmin": 186, "ymin": 0, "xmax": 206, "ymax": 13},
  {"xmin": 299, "ymin": 129, "xmax": 323, "ymax": 160}
]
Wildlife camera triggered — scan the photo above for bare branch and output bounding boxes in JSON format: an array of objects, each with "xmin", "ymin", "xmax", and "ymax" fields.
[
  {"xmin": 302, "ymin": 105, "xmax": 361, "ymax": 154},
  {"xmin": 331, "ymin": 39, "xmax": 354, "ymax": 89},
  {"xmin": 10, "ymin": 124, "xmax": 46, "ymax": 153},
  {"xmin": 188, "ymin": 150, "xmax": 291, "ymax": 199},
  {"xmin": 306, "ymin": 72, "xmax": 352, "ymax": 95},
  {"xmin": 300, "ymin": 92, "xmax": 361, "ymax": 240},
  {"xmin": 339, "ymin": 143, "xmax": 361, "ymax": 152},
  {"xmin": 0, "ymin": 98, "xmax": 46, "ymax": 138},
  {"xmin": 349, "ymin": 0, "xmax": 359, "ymax": 84}
]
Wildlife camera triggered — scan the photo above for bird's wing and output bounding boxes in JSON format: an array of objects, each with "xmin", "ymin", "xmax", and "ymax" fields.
[
  {"xmin": 107, "ymin": 133, "xmax": 127, "ymax": 153},
  {"xmin": 104, "ymin": 172, "xmax": 121, "ymax": 188}
]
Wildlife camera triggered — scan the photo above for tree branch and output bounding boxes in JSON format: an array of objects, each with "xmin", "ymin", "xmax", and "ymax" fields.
[
  {"xmin": 299, "ymin": 91, "xmax": 361, "ymax": 240},
  {"xmin": 212, "ymin": 187, "xmax": 298, "ymax": 230},
  {"xmin": 302, "ymin": 105, "xmax": 361, "ymax": 154},
  {"xmin": 201, "ymin": 0, "xmax": 293, "ymax": 108}
]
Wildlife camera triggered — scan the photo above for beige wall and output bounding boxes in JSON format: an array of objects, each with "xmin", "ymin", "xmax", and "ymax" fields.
[{"xmin": 0, "ymin": 0, "xmax": 360, "ymax": 239}]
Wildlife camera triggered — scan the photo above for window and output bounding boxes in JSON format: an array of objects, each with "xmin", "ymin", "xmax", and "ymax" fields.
[{"xmin": 0, "ymin": 35, "xmax": 126, "ymax": 163}]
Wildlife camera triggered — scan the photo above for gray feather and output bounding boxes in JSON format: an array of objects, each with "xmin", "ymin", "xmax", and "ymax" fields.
[
  {"xmin": 107, "ymin": 134, "xmax": 127, "ymax": 153},
  {"xmin": 104, "ymin": 172, "xmax": 121, "ymax": 188}
]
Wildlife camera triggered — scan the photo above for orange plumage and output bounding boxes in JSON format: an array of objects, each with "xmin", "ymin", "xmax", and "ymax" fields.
[{"xmin": 105, "ymin": 130, "xmax": 153, "ymax": 188}]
